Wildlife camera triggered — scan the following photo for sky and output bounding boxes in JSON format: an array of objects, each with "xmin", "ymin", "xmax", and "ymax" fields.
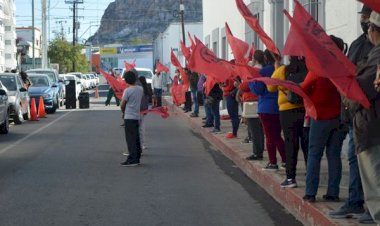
[{"xmin": 15, "ymin": 0, "xmax": 114, "ymax": 44}]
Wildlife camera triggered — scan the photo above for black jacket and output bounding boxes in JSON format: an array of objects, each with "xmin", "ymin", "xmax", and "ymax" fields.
[{"xmin": 208, "ymin": 84, "xmax": 223, "ymax": 102}]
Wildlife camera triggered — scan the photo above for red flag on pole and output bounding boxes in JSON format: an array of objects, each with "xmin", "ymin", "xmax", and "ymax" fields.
[
  {"xmin": 246, "ymin": 43, "xmax": 256, "ymax": 63},
  {"xmin": 188, "ymin": 32, "xmax": 196, "ymax": 50},
  {"xmin": 170, "ymin": 49, "xmax": 189, "ymax": 86},
  {"xmin": 283, "ymin": 9, "xmax": 370, "ymax": 108},
  {"xmin": 124, "ymin": 59, "xmax": 136, "ymax": 71},
  {"xmin": 180, "ymin": 41, "xmax": 191, "ymax": 61},
  {"xmin": 225, "ymin": 22, "xmax": 249, "ymax": 63},
  {"xmin": 359, "ymin": 0, "xmax": 380, "ymax": 14},
  {"xmin": 235, "ymin": 0, "xmax": 279, "ymax": 55},
  {"xmin": 156, "ymin": 62, "xmax": 169, "ymax": 74},
  {"xmin": 99, "ymin": 69, "xmax": 128, "ymax": 100}
]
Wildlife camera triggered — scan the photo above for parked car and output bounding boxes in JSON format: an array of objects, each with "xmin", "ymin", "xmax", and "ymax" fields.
[
  {"xmin": 26, "ymin": 68, "xmax": 63, "ymax": 108},
  {"xmin": 28, "ymin": 74, "xmax": 57, "ymax": 113},
  {"xmin": 88, "ymin": 74, "xmax": 96, "ymax": 88},
  {"xmin": 68, "ymin": 72, "xmax": 86, "ymax": 91},
  {"xmin": 0, "ymin": 73, "xmax": 30, "ymax": 124},
  {"xmin": 0, "ymin": 82, "xmax": 10, "ymax": 134}
]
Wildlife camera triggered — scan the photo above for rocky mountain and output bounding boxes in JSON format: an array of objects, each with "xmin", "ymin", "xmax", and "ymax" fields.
[{"xmin": 88, "ymin": 0, "xmax": 203, "ymax": 46}]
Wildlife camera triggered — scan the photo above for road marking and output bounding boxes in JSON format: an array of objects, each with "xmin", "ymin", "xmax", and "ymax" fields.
[{"xmin": 0, "ymin": 111, "xmax": 72, "ymax": 155}]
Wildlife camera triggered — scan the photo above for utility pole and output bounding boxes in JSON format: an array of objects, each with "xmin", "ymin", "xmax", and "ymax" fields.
[
  {"xmin": 42, "ymin": 0, "xmax": 48, "ymax": 68},
  {"xmin": 65, "ymin": 0, "xmax": 83, "ymax": 71},
  {"xmin": 32, "ymin": 0, "xmax": 35, "ymax": 69},
  {"xmin": 179, "ymin": 0, "xmax": 186, "ymax": 46}
]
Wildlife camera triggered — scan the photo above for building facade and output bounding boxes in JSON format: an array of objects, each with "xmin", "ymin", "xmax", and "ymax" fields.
[
  {"xmin": 16, "ymin": 27, "xmax": 42, "ymax": 59},
  {"xmin": 203, "ymin": 0, "xmax": 362, "ymax": 60},
  {"xmin": 0, "ymin": 0, "xmax": 17, "ymax": 71}
]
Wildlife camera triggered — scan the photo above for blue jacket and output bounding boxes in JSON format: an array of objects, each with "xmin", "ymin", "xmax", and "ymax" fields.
[{"xmin": 248, "ymin": 65, "xmax": 279, "ymax": 114}]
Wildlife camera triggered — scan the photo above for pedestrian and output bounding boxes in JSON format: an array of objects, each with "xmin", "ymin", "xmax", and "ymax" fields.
[
  {"xmin": 221, "ymin": 77, "xmax": 239, "ymax": 139},
  {"xmin": 120, "ymin": 70, "xmax": 144, "ymax": 167},
  {"xmin": 249, "ymin": 50, "xmax": 286, "ymax": 171},
  {"xmin": 183, "ymin": 68, "xmax": 192, "ymax": 113},
  {"xmin": 202, "ymin": 76, "xmax": 215, "ymax": 128},
  {"xmin": 138, "ymin": 76, "xmax": 150, "ymax": 151},
  {"xmin": 105, "ymin": 70, "xmax": 120, "ymax": 106},
  {"xmin": 207, "ymin": 82, "xmax": 223, "ymax": 134},
  {"xmin": 189, "ymin": 70, "xmax": 200, "ymax": 117},
  {"xmin": 267, "ymin": 53, "xmax": 308, "ymax": 188},
  {"xmin": 301, "ymin": 35, "xmax": 347, "ymax": 203},
  {"xmin": 152, "ymin": 69, "xmax": 163, "ymax": 107},
  {"xmin": 329, "ymin": 5, "xmax": 375, "ymax": 222},
  {"xmin": 343, "ymin": 10, "xmax": 380, "ymax": 225}
]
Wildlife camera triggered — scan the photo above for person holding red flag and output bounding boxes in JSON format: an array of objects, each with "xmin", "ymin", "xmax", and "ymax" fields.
[
  {"xmin": 105, "ymin": 69, "xmax": 121, "ymax": 106},
  {"xmin": 151, "ymin": 70, "xmax": 164, "ymax": 107}
]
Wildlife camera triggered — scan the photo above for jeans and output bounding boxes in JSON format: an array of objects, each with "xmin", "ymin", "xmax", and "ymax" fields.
[
  {"xmin": 226, "ymin": 95, "xmax": 239, "ymax": 135},
  {"xmin": 124, "ymin": 119, "xmax": 142, "ymax": 163},
  {"xmin": 280, "ymin": 108, "xmax": 308, "ymax": 179},
  {"xmin": 153, "ymin": 88, "xmax": 162, "ymax": 107},
  {"xmin": 210, "ymin": 99, "xmax": 221, "ymax": 130},
  {"xmin": 305, "ymin": 117, "xmax": 344, "ymax": 197},
  {"xmin": 260, "ymin": 113, "xmax": 286, "ymax": 163},
  {"xmin": 204, "ymin": 99, "xmax": 214, "ymax": 125},
  {"xmin": 191, "ymin": 89, "xmax": 199, "ymax": 114},
  {"xmin": 344, "ymin": 125, "xmax": 364, "ymax": 207},
  {"xmin": 246, "ymin": 117, "xmax": 265, "ymax": 158},
  {"xmin": 184, "ymin": 91, "xmax": 192, "ymax": 110}
]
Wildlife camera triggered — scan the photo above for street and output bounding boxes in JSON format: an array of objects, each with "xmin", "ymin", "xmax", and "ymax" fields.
[{"xmin": 0, "ymin": 99, "xmax": 302, "ymax": 226}]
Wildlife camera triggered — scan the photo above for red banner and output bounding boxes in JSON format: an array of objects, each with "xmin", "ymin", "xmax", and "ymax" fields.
[
  {"xmin": 283, "ymin": 8, "xmax": 370, "ymax": 108},
  {"xmin": 359, "ymin": 0, "xmax": 380, "ymax": 14},
  {"xmin": 246, "ymin": 43, "xmax": 255, "ymax": 63},
  {"xmin": 180, "ymin": 41, "xmax": 191, "ymax": 62},
  {"xmin": 99, "ymin": 69, "xmax": 128, "ymax": 100},
  {"xmin": 156, "ymin": 62, "xmax": 169, "ymax": 74},
  {"xmin": 225, "ymin": 22, "xmax": 249, "ymax": 64},
  {"xmin": 140, "ymin": 106, "xmax": 169, "ymax": 119},
  {"xmin": 124, "ymin": 59, "xmax": 136, "ymax": 71},
  {"xmin": 235, "ymin": 0, "xmax": 279, "ymax": 55},
  {"xmin": 188, "ymin": 32, "xmax": 196, "ymax": 50}
]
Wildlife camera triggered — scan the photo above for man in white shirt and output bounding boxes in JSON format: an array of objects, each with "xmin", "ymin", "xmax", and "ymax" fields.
[{"xmin": 151, "ymin": 70, "xmax": 163, "ymax": 107}]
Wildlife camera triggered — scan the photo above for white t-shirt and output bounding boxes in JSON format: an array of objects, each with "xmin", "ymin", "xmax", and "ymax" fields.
[{"xmin": 122, "ymin": 85, "xmax": 144, "ymax": 120}]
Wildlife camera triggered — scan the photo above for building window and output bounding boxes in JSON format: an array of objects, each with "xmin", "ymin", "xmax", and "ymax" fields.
[
  {"xmin": 212, "ymin": 42, "xmax": 218, "ymax": 56},
  {"xmin": 299, "ymin": 0, "xmax": 325, "ymax": 26},
  {"xmin": 272, "ymin": 1, "xmax": 285, "ymax": 51},
  {"xmin": 221, "ymin": 36, "xmax": 227, "ymax": 60},
  {"xmin": 5, "ymin": 40, "xmax": 11, "ymax": 45},
  {"xmin": 5, "ymin": 53, "xmax": 11, "ymax": 59},
  {"xmin": 4, "ymin": 26, "xmax": 11, "ymax": 31}
]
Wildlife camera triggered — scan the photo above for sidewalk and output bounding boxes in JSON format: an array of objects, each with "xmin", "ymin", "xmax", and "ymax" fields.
[{"xmin": 164, "ymin": 96, "xmax": 376, "ymax": 226}]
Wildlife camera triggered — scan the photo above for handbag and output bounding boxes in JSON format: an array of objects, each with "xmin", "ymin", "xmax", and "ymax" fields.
[{"xmin": 242, "ymin": 101, "xmax": 258, "ymax": 118}]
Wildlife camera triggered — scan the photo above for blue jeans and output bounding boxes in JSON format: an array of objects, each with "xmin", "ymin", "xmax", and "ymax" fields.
[
  {"xmin": 345, "ymin": 125, "xmax": 364, "ymax": 207},
  {"xmin": 211, "ymin": 99, "xmax": 221, "ymax": 130},
  {"xmin": 191, "ymin": 89, "xmax": 199, "ymax": 114},
  {"xmin": 305, "ymin": 117, "xmax": 344, "ymax": 197},
  {"xmin": 153, "ymin": 88, "xmax": 162, "ymax": 107},
  {"xmin": 204, "ymin": 97, "xmax": 214, "ymax": 125},
  {"xmin": 226, "ymin": 95, "xmax": 239, "ymax": 135}
]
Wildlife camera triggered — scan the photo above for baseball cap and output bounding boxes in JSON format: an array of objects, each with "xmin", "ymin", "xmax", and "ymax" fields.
[{"xmin": 370, "ymin": 11, "xmax": 380, "ymax": 27}]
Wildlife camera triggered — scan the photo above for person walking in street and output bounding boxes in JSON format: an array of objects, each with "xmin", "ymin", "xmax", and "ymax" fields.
[
  {"xmin": 120, "ymin": 70, "xmax": 144, "ymax": 167},
  {"xmin": 329, "ymin": 5, "xmax": 375, "ymax": 222},
  {"xmin": 343, "ymin": 11, "xmax": 380, "ymax": 225},
  {"xmin": 152, "ymin": 70, "xmax": 163, "ymax": 108},
  {"xmin": 105, "ymin": 70, "xmax": 120, "ymax": 106}
]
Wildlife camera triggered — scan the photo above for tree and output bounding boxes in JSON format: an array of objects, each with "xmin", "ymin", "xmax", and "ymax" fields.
[{"xmin": 48, "ymin": 38, "xmax": 88, "ymax": 73}]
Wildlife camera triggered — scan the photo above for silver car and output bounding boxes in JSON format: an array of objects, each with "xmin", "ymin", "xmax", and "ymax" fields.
[{"xmin": 0, "ymin": 82, "xmax": 9, "ymax": 134}]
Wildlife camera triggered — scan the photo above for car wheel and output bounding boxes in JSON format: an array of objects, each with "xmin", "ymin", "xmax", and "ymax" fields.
[
  {"xmin": 0, "ymin": 109, "xmax": 10, "ymax": 134},
  {"xmin": 23, "ymin": 105, "xmax": 30, "ymax": 120},
  {"xmin": 13, "ymin": 106, "xmax": 24, "ymax": 125},
  {"xmin": 54, "ymin": 96, "xmax": 59, "ymax": 110}
]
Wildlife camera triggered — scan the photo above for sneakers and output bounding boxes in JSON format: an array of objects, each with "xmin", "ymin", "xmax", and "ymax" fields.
[
  {"xmin": 303, "ymin": 195, "xmax": 316, "ymax": 203},
  {"xmin": 190, "ymin": 112, "xmax": 199, "ymax": 117},
  {"xmin": 322, "ymin": 195, "xmax": 340, "ymax": 202},
  {"xmin": 122, "ymin": 151, "xmax": 129, "ymax": 156},
  {"xmin": 280, "ymin": 162, "xmax": 286, "ymax": 169},
  {"xmin": 358, "ymin": 210, "xmax": 376, "ymax": 224},
  {"xmin": 246, "ymin": 154, "xmax": 263, "ymax": 161},
  {"xmin": 329, "ymin": 205, "xmax": 365, "ymax": 219},
  {"xmin": 280, "ymin": 178, "xmax": 297, "ymax": 188},
  {"xmin": 211, "ymin": 128, "xmax": 221, "ymax": 134},
  {"xmin": 225, "ymin": 132, "xmax": 237, "ymax": 139},
  {"xmin": 202, "ymin": 123, "xmax": 214, "ymax": 128},
  {"xmin": 120, "ymin": 161, "xmax": 139, "ymax": 167},
  {"xmin": 262, "ymin": 163, "xmax": 279, "ymax": 171}
]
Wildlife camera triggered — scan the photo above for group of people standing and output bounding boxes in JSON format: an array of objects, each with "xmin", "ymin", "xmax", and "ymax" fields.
[{"xmin": 173, "ymin": 5, "xmax": 379, "ymax": 225}]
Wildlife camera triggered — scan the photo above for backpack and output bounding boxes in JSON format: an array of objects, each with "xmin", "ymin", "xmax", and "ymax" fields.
[{"xmin": 284, "ymin": 71, "xmax": 307, "ymax": 104}]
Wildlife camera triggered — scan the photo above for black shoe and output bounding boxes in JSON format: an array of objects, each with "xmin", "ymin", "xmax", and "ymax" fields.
[
  {"xmin": 303, "ymin": 195, "xmax": 316, "ymax": 203},
  {"xmin": 190, "ymin": 113, "xmax": 198, "ymax": 117},
  {"xmin": 184, "ymin": 109, "xmax": 190, "ymax": 113},
  {"xmin": 120, "ymin": 161, "xmax": 139, "ymax": 167},
  {"xmin": 202, "ymin": 117, "xmax": 207, "ymax": 120},
  {"xmin": 322, "ymin": 195, "xmax": 340, "ymax": 202},
  {"xmin": 246, "ymin": 155, "xmax": 263, "ymax": 160},
  {"xmin": 202, "ymin": 124, "xmax": 214, "ymax": 128}
]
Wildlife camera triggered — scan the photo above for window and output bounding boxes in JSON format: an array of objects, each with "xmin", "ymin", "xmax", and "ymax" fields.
[
  {"xmin": 5, "ymin": 53, "xmax": 11, "ymax": 59},
  {"xmin": 221, "ymin": 36, "xmax": 227, "ymax": 60},
  {"xmin": 5, "ymin": 40, "xmax": 11, "ymax": 45},
  {"xmin": 299, "ymin": 0, "xmax": 325, "ymax": 26},
  {"xmin": 272, "ymin": 1, "xmax": 285, "ymax": 51},
  {"xmin": 4, "ymin": 26, "xmax": 11, "ymax": 31}
]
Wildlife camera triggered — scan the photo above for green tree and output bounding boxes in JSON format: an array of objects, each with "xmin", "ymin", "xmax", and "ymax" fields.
[{"xmin": 48, "ymin": 38, "xmax": 88, "ymax": 73}]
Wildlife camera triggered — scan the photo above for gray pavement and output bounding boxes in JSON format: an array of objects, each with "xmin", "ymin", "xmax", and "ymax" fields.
[{"xmin": 0, "ymin": 96, "xmax": 302, "ymax": 226}]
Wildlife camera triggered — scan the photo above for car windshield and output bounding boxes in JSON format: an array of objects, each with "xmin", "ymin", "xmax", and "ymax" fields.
[
  {"xmin": 0, "ymin": 75, "xmax": 17, "ymax": 91},
  {"xmin": 65, "ymin": 75, "xmax": 75, "ymax": 80},
  {"xmin": 30, "ymin": 77, "xmax": 49, "ymax": 87},
  {"xmin": 31, "ymin": 71, "xmax": 56, "ymax": 83},
  {"xmin": 137, "ymin": 70, "xmax": 152, "ymax": 79}
]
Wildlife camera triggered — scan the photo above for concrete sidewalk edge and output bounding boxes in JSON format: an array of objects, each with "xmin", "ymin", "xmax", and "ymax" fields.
[{"xmin": 164, "ymin": 98, "xmax": 352, "ymax": 226}]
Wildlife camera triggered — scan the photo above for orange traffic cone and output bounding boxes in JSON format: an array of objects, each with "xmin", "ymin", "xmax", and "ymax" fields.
[
  {"xmin": 38, "ymin": 96, "xmax": 46, "ymax": 118},
  {"xmin": 95, "ymin": 86, "xmax": 99, "ymax": 98},
  {"xmin": 30, "ymin": 98, "xmax": 39, "ymax": 121}
]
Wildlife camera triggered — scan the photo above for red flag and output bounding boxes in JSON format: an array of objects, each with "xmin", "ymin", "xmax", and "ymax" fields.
[
  {"xmin": 235, "ymin": 0, "xmax": 279, "ymax": 55},
  {"xmin": 188, "ymin": 32, "xmax": 196, "ymax": 50},
  {"xmin": 283, "ymin": 9, "xmax": 370, "ymax": 108},
  {"xmin": 283, "ymin": 0, "xmax": 356, "ymax": 76},
  {"xmin": 204, "ymin": 77, "xmax": 216, "ymax": 96},
  {"xmin": 234, "ymin": 63, "xmax": 261, "ymax": 81},
  {"xmin": 156, "ymin": 62, "xmax": 169, "ymax": 74},
  {"xmin": 124, "ymin": 59, "xmax": 136, "ymax": 71},
  {"xmin": 170, "ymin": 84, "xmax": 186, "ymax": 106},
  {"xmin": 140, "ymin": 106, "xmax": 170, "ymax": 119},
  {"xmin": 225, "ymin": 22, "xmax": 249, "ymax": 63},
  {"xmin": 187, "ymin": 41, "xmax": 234, "ymax": 83},
  {"xmin": 180, "ymin": 41, "xmax": 191, "ymax": 61},
  {"xmin": 170, "ymin": 49, "xmax": 189, "ymax": 86},
  {"xmin": 99, "ymin": 69, "xmax": 128, "ymax": 100},
  {"xmin": 246, "ymin": 43, "xmax": 255, "ymax": 63},
  {"xmin": 359, "ymin": 0, "xmax": 380, "ymax": 14},
  {"xmin": 252, "ymin": 77, "xmax": 317, "ymax": 119}
]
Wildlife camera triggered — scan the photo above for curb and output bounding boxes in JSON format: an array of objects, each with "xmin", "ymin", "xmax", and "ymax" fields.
[{"xmin": 164, "ymin": 98, "xmax": 362, "ymax": 226}]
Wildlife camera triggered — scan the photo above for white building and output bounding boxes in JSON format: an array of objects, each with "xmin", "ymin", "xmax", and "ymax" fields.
[
  {"xmin": 153, "ymin": 22, "xmax": 203, "ymax": 77},
  {"xmin": 203, "ymin": 0, "xmax": 363, "ymax": 60},
  {"xmin": 16, "ymin": 27, "xmax": 42, "ymax": 59},
  {"xmin": 1, "ymin": 0, "xmax": 17, "ymax": 71}
]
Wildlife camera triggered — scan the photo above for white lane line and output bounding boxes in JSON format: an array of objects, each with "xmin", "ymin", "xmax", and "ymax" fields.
[{"xmin": 0, "ymin": 111, "xmax": 72, "ymax": 155}]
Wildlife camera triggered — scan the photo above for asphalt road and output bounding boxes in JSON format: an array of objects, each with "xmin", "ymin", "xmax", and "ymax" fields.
[{"xmin": 0, "ymin": 100, "xmax": 302, "ymax": 226}]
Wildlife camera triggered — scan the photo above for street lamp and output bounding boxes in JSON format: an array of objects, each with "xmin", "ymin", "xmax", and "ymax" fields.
[{"xmin": 179, "ymin": 0, "xmax": 186, "ymax": 46}]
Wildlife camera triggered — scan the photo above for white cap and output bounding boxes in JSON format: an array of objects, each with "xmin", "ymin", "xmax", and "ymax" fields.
[{"xmin": 370, "ymin": 11, "xmax": 380, "ymax": 28}]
